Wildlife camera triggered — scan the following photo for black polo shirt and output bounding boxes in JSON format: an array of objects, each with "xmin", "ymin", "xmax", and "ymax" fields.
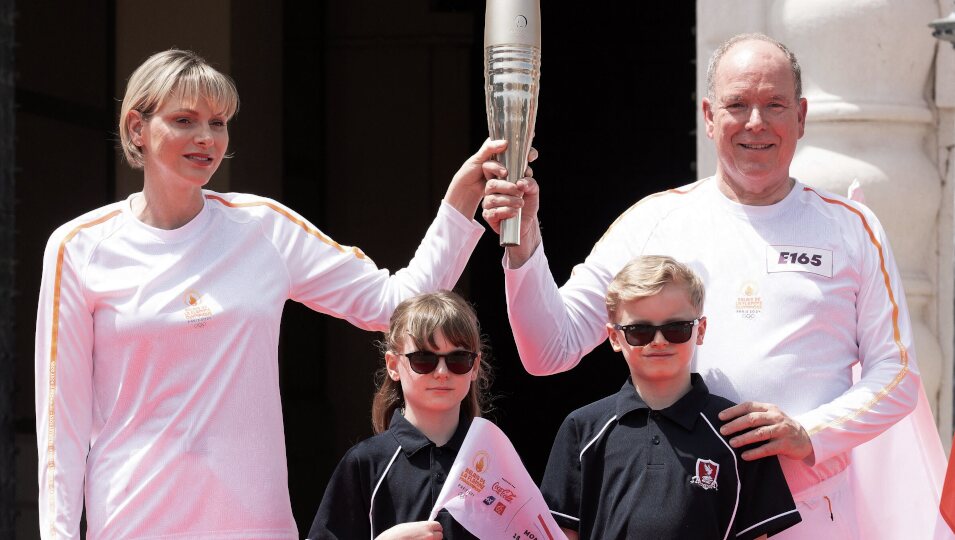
[
  {"xmin": 308, "ymin": 410, "xmax": 477, "ymax": 539},
  {"xmin": 541, "ymin": 374, "xmax": 801, "ymax": 540}
]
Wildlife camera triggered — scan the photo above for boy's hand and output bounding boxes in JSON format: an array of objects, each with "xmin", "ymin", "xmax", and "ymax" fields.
[
  {"xmin": 717, "ymin": 401, "xmax": 814, "ymax": 463},
  {"xmin": 375, "ymin": 521, "xmax": 443, "ymax": 540}
]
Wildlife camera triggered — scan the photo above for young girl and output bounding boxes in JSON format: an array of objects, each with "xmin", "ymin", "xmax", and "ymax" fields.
[{"xmin": 308, "ymin": 290, "xmax": 492, "ymax": 539}]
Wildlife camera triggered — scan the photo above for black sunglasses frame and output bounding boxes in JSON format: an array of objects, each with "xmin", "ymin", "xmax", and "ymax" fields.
[
  {"xmin": 613, "ymin": 317, "xmax": 703, "ymax": 347},
  {"xmin": 401, "ymin": 350, "xmax": 478, "ymax": 375}
]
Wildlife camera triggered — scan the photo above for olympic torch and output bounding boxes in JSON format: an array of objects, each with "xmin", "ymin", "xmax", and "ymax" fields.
[{"xmin": 484, "ymin": 0, "xmax": 541, "ymax": 246}]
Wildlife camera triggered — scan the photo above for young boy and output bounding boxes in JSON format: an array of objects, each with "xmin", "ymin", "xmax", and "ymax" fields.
[{"xmin": 540, "ymin": 255, "xmax": 802, "ymax": 540}]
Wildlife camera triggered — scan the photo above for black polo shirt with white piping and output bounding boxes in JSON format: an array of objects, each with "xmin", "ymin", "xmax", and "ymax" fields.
[
  {"xmin": 541, "ymin": 373, "xmax": 801, "ymax": 540},
  {"xmin": 308, "ymin": 410, "xmax": 478, "ymax": 539}
]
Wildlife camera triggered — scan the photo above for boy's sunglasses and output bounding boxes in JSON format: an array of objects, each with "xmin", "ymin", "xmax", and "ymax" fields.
[
  {"xmin": 613, "ymin": 318, "xmax": 703, "ymax": 347},
  {"xmin": 402, "ymin": 350, "xmax": 478, "ymax": 375}
]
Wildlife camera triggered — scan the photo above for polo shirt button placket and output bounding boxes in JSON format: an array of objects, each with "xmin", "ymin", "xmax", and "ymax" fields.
[
  {"xmin": 433, "ymin": 447, "xmax": 446, "ymax": 484},
  {"xmin": 430, "ymin": 449, "xmax": 443, "ymax": 503},
  {"xmin": 648, "ymin": 410, "xmax": 662, "ymax": 463}
]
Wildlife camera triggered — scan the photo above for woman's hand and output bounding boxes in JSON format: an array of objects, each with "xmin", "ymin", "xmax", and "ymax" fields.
[
  {"xmin": 444, "ymin": 139, "xmax": 538, "ymax": 223},
  {"xmin": 443, "ymin": 138, "xmax": 509, "ymax": 219}
]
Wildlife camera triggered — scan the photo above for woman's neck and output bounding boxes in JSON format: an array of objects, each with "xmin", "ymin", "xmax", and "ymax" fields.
[
  {"xmin": 134, "ymin": 176, "xmax": 205, "ymax": 230},
  {"xmin": 402, "ymin": 404, "xmax": 462, "ymax": 447}
]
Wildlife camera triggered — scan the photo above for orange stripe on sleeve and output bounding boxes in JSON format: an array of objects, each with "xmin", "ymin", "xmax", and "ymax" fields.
[
  {"xmin": 46, "ymin": 209, "xmax": 122, "ymax": 538},
  {"xmin": 801, "ymin": 187, "xmax": 909, "ymax": 436},
  {"xmin": 204, "ymin": 194, "xmax": 367, "ymax": 260},
  {"xmin": 594, "ymin": 179, "xmax": 707, "ymax": 249}
]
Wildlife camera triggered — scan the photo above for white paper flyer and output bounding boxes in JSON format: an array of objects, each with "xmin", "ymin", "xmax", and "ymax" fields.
[{"xmin": 428, "ymin": 417, "xmax": 566, "ymax": 540}]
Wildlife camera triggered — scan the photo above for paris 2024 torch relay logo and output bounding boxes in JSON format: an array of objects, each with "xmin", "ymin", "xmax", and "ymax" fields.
[
  {"xmin": 460, "ymin": 451, "xmax": 489, "ymax": 493},
  {"xmin": 183, "ymin": 289, "xmax": 214, "ymax": 328}
]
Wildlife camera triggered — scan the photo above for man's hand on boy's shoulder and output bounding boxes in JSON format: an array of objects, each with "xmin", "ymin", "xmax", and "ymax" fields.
[{"xmin": 716, "ymin": 401, "xmax": 814, "ymax": 463}]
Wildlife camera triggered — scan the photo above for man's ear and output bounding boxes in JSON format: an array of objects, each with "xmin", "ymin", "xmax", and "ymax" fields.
[
  {"xmin": 702, "ymin": 97, "xmax": 716, "ymax": 139},
  {"xmin": 796, "ymin": 97, "xmax": 808, "ymax": 139},
  {"xmin": 696, "ymin": 316, "xmax": 707, "ymax": 345},
  {"xmin": 607, "ymin": 323, "xmax": 623, "ymax": 352}
]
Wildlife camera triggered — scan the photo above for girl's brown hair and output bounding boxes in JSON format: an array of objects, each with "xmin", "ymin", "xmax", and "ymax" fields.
[{"xmin": 371, "ymin": 291, "xmax": 492, "ymax": 433}]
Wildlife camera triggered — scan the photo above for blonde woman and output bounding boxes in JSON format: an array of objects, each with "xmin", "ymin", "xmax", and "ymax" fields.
[{"xmin": 35, "ymin": 49, "xmax": 520, "ymax": 539}]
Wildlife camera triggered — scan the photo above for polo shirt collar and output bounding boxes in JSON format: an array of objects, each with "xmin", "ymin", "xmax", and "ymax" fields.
[
  {"xmin": 615, "ymin": 373, "xmax": 710, "ymax": 431},
  {"xmin": 389, "ymin": 409, "xmax": 473, "ymax": 457}
]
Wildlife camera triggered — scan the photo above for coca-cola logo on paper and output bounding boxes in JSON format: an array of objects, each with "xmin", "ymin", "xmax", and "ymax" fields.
[{"xmin": 491, "ymin": 482, "xmax": 516, "ymax": 502}]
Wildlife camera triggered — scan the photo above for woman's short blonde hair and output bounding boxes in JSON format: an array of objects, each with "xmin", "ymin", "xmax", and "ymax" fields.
[
  {"xmin": 606, "ymin": 255, "xmax": 706, "ymax": 321},
  {"xmin": 119, "ymin": 49, "xmax": 239, "ymax": 169}
]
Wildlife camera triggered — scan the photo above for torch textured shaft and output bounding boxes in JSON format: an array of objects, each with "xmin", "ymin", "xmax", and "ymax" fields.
[{"xmin": 484, "ymin": 44, "xmax": 541, "ymax": 246}]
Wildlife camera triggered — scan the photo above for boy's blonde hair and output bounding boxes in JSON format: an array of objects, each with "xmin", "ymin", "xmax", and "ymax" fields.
[
  {"xmin": 119, "ymin": 49, "xmax": 239, "ymax": 169},
  {"xmin": 606, "ymin": 255, "xmax": 705, "ymax": 321}
]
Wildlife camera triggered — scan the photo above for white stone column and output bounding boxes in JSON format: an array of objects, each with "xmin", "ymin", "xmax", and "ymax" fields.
[
  {"xmin": 697, "ymin": 0, "xmax": 953, "ymax": 444},
  {"xmin": 934, "ymin": 0, "xmax": 955, "ymax": 448}
]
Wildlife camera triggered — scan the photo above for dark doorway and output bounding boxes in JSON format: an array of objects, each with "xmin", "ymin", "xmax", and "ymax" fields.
[{"xmin": 282, "ymin": 2, "xmax": 697, "ymax": 536}]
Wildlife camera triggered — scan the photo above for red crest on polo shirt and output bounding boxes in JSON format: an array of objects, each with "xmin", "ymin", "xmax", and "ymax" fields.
[{"xmin": 690, "ymin": 458, "xmax": 719, "ymax": 491}]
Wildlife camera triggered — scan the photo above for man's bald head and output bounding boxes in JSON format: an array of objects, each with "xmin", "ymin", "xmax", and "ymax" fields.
[{"xmin": 706, "ymin": 33, "xmax": 802, "ymax": 101}]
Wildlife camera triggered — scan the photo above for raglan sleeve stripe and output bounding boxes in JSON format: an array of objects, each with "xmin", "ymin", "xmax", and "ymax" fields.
[
  {"xmin": 36, "ymin": 212, "xmax": 119, "ymax": 539},
  {"xmin": 796, "ymin": 189, "xmax": 920, "ymax": 467}
]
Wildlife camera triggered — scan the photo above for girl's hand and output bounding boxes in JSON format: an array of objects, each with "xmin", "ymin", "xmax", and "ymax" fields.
[{"xmin": 376, "ymin": 520, "xmax": 443, "ymax": 539}]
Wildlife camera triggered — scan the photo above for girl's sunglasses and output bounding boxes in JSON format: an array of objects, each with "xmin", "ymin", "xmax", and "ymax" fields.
[
  {"xmin": 612, "ymin": 317, "xmax": 703, "ymax": 347},
  {"xmin": 402, "ymin": 350, "xmax": 478, "ymax": 375}
]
